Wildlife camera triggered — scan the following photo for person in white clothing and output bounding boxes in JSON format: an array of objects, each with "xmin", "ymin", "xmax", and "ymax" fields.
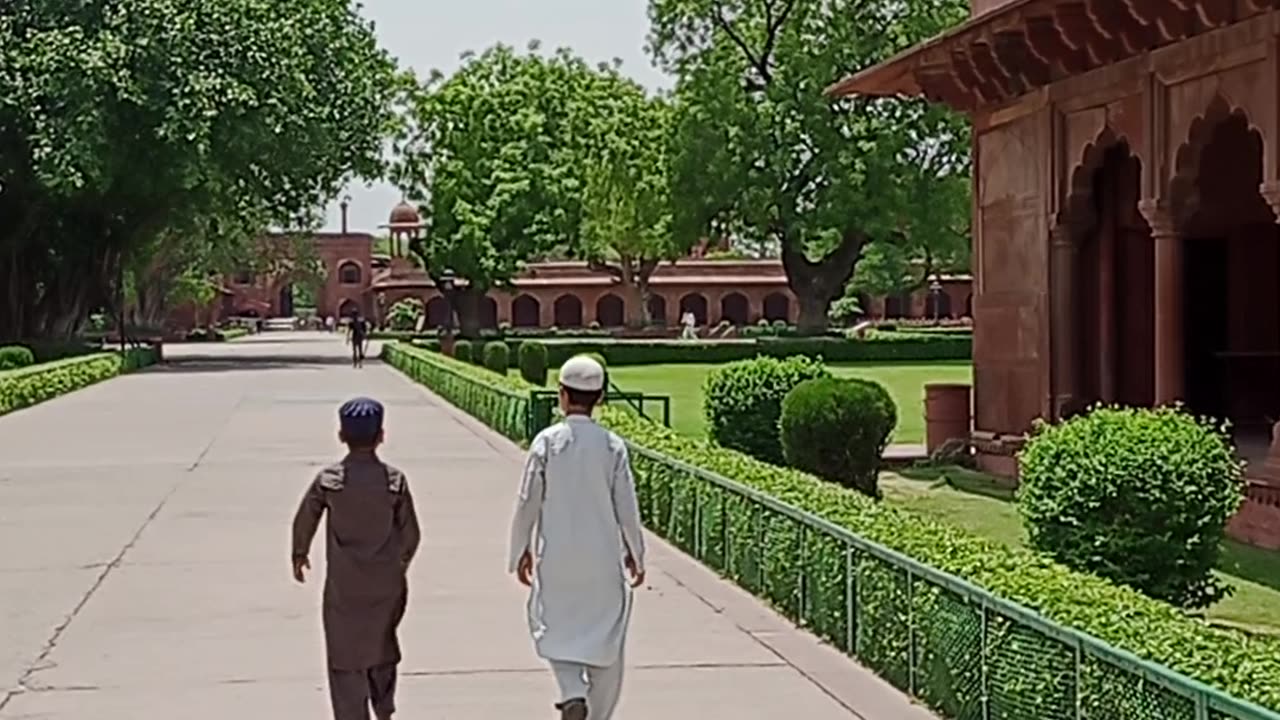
[{"xmin": 508, "ymin": 355, "xmax": 646, "ymax": 720}]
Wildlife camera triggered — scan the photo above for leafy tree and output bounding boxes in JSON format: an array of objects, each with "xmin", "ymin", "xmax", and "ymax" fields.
[
  {"xmin": 648, "ymin": 0, "xmax": 970, "ymax": 332},
  {"xmin": 392, "ymin": 44, "xmax": 602, "ymax": 336},
  {"xmin": 578, "ymin": 91, "xmax": 694, "ymax": 326},
  {"xmin": 0, "ymin": 0, "xmax": 399, "ymax": 340}
]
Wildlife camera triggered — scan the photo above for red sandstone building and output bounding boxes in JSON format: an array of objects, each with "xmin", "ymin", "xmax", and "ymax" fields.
[
  {"xmin": 212, "ymin": 202, "xmax": 972, "ymax": 331},
  {"xmin": 832, "ymin": 0, "xmax": 1280, "ymax": 546}
]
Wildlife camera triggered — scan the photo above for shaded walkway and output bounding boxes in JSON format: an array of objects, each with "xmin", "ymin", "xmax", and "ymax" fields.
[{"xmin": 0, "ymin": 334, "xmax": 934, "ymax": 718}]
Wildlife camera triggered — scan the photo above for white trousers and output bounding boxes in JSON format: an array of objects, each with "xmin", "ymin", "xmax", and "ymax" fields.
[{"xmin": 549, "ymin": 648, "xmax": 625, "ymax": 719}]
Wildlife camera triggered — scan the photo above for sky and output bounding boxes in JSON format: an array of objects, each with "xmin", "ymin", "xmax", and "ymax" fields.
[{"xmin": 320, "ymin": 0, "xmax": 671, "ymax": 235}]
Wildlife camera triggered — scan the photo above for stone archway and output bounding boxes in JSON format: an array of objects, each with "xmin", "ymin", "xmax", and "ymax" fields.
[
  {"xmin": 965, "ymin": 293, "xmax": 973, "ymax": 318},
  {"xmin": 338, "ymin": 299, "xmax": 360, "ymax": 319},
  {"xmin": 679, "ymin": 293, "xmax": 708, "ymax": 325},
  {"xmin": 596, "ymin": 294, "xmax": 625, "ymax": 327},
  {"xmin": 882, "ymin": 294, "xmax": 906, "ymax": 319},
  {"xmin": 479, "ymin": 296, "xmax": 499, "ymax": 330},
  {"xmin": 553, "ymin": 294, "xmax": 584, "ymax": 327},
  {"xmin": 512, "ymin": 295, "xmax": 540, "ymax": 328},
  {"xmin": 1173, "ymin": 102, "xmax": 1279, "ymax": 433},
  {"xmin": 338, "ymin": 261, "xmax": 362, "ymax": 285},
  {"xmin": 720, "ymin": 292, "xmax": 750, "ymax": 325},
  {"xmin": 647, "ymin": 295, "xmax": 668, "ymax": 326},
  {"xmin": 763, "ymin": 292, "xmax": 789, "ymax": 322},
  {"xmin": 924, "ymin": 291, "xmax": 952, "ymax": 320},
  {"xmin": 426, "ymin": 297, "xmax": 450, "ymax": 328}
]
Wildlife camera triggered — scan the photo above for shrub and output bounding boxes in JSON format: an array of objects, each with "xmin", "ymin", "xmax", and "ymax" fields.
[
  {"xmin": 780, "ymin": 377, "xmax": 896, "ymax": 497},
  {"xmin": 1018, "ymin": 405, "xmax": 1245, "ymax": 609},
  {"xmin": 594, "ymin": 407, "xmax": 1280, "ymax": 711},
  {"xmin": 518, "ymin": 341, "xmax": 549, "ymax": 386},
  {"xmin": 386, "ymin": 298, "xmax": 425, "ymax": 331},
  {"xmin": 483, "ymin": 341, "xmax": 510, "ymax": 375},
  {"xmin": 452, "ymin": 339, "xmax": 474, "ymax": 363},
  {"xmin": 1, "ymin": 348, "xmax": 158, "ymax": 417},
  {"xmin": 703, "ymin": 355, "xmax": 829, "ymax": 464},
  {"xmin": 0, "ymin": 345, "xmax": 35, "ymax": 370}
]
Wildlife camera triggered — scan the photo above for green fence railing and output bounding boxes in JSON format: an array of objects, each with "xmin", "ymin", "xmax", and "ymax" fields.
[
  {"xmin": 626, "ymin": 445, "xmax": 1280, "ymax": 720},
  {"xmin": 527, "ymin": 388, "xmax": 671, "ymax": 440}
]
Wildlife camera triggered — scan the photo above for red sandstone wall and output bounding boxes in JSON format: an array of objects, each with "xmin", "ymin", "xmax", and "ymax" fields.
[
  {"xmin": 1227, "ymin": 483, "xmax": 1280, "ymax": 550},
  {"xmin": 971, "ymin": 0, "xmax": 1015, "ymax": 16}
]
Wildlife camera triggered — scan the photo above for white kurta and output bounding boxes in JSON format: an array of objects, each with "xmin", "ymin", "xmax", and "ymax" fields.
[{"xmin": 508, "ymin": 415, "xmax": 646, "ymax": 667}]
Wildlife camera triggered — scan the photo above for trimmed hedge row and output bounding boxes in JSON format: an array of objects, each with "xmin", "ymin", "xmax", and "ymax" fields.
[
  {"xmin": 0, "ymin": 347, "xmax": 159, "ymax": 417},
  {"xmin": 0, "ymin": 346, "xmax": 35, "ymax": 370},
  {"xmin": 381, "ymin": 340, "xmax": 1280, "ymax": 712},
  {"xmin": 381, "ymin": 343, "xmax": 534, "ymax": 442},
  {"xmin": 411, "ymin": 332, "xmax": 969, "ymax": 367},
  {"xmin": 595, "ymin": 407, "xmax": 1280, "ymax": 712}
]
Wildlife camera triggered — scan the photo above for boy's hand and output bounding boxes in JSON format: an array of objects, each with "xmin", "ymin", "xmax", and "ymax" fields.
[
  {"xmin": 625, "ymin": 555, "xmax": 645, "ymax": 588},
  {"xmin": 292, "ymin": 556, "xmax": 310, "ymax": 584},
  {"xmin": 517, "ymin": 551, "xmax": 533, "ymax": 587}
]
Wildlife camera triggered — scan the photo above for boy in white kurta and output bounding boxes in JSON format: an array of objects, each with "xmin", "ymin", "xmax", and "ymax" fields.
[{"xmin": 509, "ymin": 355, "xmax": 646, "ymax": 720}]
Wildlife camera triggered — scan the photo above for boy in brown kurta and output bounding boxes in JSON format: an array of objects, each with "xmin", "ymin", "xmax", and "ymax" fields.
[{"xmin": 292, "ymin": 397, "xmax": 421, "ymax": 720}]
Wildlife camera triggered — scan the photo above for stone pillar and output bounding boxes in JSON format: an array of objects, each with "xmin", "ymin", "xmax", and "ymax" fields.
[
  {"xmin": 1049, "ymin": 223, "xmax": 1078, "ymax": 419},
  {"xmin": 1140, "ymin": 201, "xmax": 1184, "ymax": 404}
]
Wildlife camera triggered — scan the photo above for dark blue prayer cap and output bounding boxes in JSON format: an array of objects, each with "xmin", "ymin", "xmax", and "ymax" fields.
[{"xmin": 339, "ymin": 397, "xmax": 384, "ymax": 440}]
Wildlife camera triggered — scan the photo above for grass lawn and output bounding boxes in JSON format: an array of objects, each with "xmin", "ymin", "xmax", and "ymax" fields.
[
  {"xmin": 882, "ymin": 467, "xmax": 1280, "ymax": 637},
  {"xmin": 564, "ymin": 361, "xmax": 972, "ymax": 445}
]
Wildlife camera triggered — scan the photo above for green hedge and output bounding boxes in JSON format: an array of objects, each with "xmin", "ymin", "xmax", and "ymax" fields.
[
  {"xmin": 594, "ymin": 407, "xmax": 1280, "ymax": 712},
  {"xmin": 0, "ymin": 347, "xmax": 159, "ymax": 417},
  {"xmin": 412, "ymin": 333, "xmax": 969, "ymax": 367},
  {"xmin": 0, "ymin": 346, "xmax": 35, "ymax": 370},
  {"xmin": 381, "ymin": 343, "xmax": 534, "ymax": 442}
]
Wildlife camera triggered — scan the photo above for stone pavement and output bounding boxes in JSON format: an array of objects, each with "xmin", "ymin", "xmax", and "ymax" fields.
[{"xmin": 0, "ymin": 333, "xmax": 938, "ymax": 719}]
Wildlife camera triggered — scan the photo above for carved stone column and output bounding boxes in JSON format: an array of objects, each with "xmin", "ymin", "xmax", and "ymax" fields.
[
  {"xmin": 1139, "ymin": 200, "xmax": 1184, "ymax": 404},
  {"xmin": 1049, "ymin": 222, "xmax": 1078, "ymax": 419}
]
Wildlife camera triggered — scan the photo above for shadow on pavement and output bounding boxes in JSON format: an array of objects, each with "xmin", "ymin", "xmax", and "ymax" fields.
[{"xmin": 153, "ymin": 357, "xmax": 376, "ymax": 374}]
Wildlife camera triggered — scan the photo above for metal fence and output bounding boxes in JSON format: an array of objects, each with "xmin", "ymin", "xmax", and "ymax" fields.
[
  {"xmin": 527, "ymin": 388, "xmax": 671, "ymax": 439},
  {"xmin": 626, "ymin": 445, "xmax": 1280, "ymax": 720}
]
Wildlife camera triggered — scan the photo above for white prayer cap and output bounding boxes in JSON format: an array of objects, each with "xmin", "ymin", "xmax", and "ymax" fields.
[{"xmin": 559, "ymin": 355, "xmax": 605, "ymax": 392}]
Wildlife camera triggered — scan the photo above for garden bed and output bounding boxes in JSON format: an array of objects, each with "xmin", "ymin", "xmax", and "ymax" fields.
[
  {"xmin": 0, "ymin": 347, "xmax": 159, "ymax": 417},
  {"xmin": 381, "ymin": 341, "xmax": 1280, "ymax": 717}
]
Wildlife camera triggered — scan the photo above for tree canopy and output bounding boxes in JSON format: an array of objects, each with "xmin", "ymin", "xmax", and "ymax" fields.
[
  {"xmin": 392, "ymin": 43, "xmax": 686, "ymax": 333},
  {"xmin": 648, "ymin": 0, "xmax": 970, "ymax": 331},
  {"xmin": 0, "ymin": 0, "xmax": 399, "ymax": 339}
]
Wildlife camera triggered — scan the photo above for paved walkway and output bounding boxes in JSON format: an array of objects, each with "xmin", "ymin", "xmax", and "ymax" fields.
[{"xmin": 0, "ymin": 333, "xmax": 936, "ymax": 719}]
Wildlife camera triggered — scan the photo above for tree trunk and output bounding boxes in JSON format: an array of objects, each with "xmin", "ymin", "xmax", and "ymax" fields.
[
  {"xmin": 781, "ymin": 229, "xmax": 868, "ymax": 335},
  {"xmin": 450, "ymin": 287, "xmax": 485, "ymax": 338}
]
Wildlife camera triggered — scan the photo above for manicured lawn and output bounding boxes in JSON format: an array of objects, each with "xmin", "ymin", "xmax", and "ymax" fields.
[
  {"xmin": 882, "ymin": 466, "xmax": 1280, "ymax": 637},
  {"xmin": 557, "ymin": 361, "xmax": 972, "ymax": 445}
]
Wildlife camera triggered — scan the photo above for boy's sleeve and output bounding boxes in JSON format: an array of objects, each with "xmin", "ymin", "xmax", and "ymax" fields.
[
  {"xmin": 507, "ymin": 435, "xmax": 548, "ymax": 573},
  {"xmin": 611, "ymin": 441, "xmax": 646, "ymax": 573},
  {"xmin": 291, "ymin": 476, "xmax": 327, "ymax": 560},
  {"xmin": 395, "ymin": 478, "xmax": 421, "ymax": 568}
]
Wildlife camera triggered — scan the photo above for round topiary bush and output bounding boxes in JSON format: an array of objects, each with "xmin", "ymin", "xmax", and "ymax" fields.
[
  {"xmin": 518, "ymin": 341, "xmax": 549, "ymax": 386},
  {"xmin": 452, "ymin": 339, "xmax": 474, "ymax": 363},
  {"xmin": 703, "ymin": 355, "xmax": 830, "ymax": 465},
  {"xmin": 483, "ymin": 341, "xmax": 510, "ymax": 375},
  {"xmin": 0, "ymin": 345, "xmax": 35, "ymax": 370},
  {"xmin": 1017, "ymin": 405, "xmax": 1245, "ymax": 609},
  {"xmin": 780, "ymin": 377, "xmax": 897, "ymax": 498}
]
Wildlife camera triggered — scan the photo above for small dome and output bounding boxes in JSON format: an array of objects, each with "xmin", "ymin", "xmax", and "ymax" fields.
[{"xmin": 389, "ymin": 201, "xmax": 420, "ymax": 225}]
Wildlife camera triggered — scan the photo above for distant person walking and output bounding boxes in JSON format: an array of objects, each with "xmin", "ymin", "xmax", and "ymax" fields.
[
  {"xmin": 349, "ymin": 313, "xmax": 369, "ymax": 369},
  {"xmin": 679, "ymin": 311, "xmax": 698, "ymax": 340},
  {"xmin": 326, "ymin": 315, "xmax": 336, "ymax": 333}
]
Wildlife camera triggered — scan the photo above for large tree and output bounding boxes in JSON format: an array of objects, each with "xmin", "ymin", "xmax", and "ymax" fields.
[
  {"xmin": 649, "ymin": 0, "xmax": 970, "ymax": 332},
  {"xmin": 392, "ymin": 44, "xmax": 652, "ymax": 335},
  {"xmin": 0, "ymin": 0, "xmax": 398, "ymax": 340},
  {"xmin": 576, "ymin": 88, "xmax": 693, "ymax": 327}
]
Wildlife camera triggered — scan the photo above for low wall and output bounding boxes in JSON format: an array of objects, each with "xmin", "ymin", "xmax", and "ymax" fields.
[{"xmin": 1227, "ymin": 483, "xmax": 1280, "ymax": 550}]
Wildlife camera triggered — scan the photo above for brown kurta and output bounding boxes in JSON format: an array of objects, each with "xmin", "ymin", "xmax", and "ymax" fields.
[{"xmin": 292, "ymin": 453, "xmax": 421, "ymax": 672}]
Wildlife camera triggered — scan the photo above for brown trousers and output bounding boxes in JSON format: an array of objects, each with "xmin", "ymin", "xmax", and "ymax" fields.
[{"xmin": 328, "ymin": 663, "xmax": 397, "ymax": 720}]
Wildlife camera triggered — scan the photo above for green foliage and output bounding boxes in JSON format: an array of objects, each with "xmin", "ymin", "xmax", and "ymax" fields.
[
  {"xmin": 382, "ymin": 343, "xmax": 533, "ymax": 442},
  {"xmin": 387, "ymin": 298, "xmax": 425, "ymax": 332},
  {"xmin": 593, "ymin": 408, "xmax": 1280, "ymax": 713},
  {"xmin": 452, "ymin": 339, "xmax": 474, "ymax": 364},
  {"xmin": 1, "ymin": 349, "xmax": 158, "ymax": 417},
  {"xmin": 518, "ymin": 341, "xmax": 550, "ymax": 385},
  {"xmin": 1018, "ymin": 406, "xmax": 1246, "ymax": 609},
  {"xmin": 0, "ymin": 346, "xmax": 36, "ymax": 370},
  {"xmin": 828, "ymin": 296, "xmax": 865, "ymax": 327},
  {"xmin": 649, "ymin": 0, "xmax": 970, "ymax": 331},
  {"xmin": 703, "ymin": 356, "xmax": 830, "ymax": 464},
  {"xmin": 780, "ymin": 378, "xmax": 896, "ymax": 497},
  {"xmin": 0, "ymin": 0, "xmax": 399, "ymax": 340},
  {"xmin": 483, "ymin": 341, "xmax": 511, "ymax": 375}
]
